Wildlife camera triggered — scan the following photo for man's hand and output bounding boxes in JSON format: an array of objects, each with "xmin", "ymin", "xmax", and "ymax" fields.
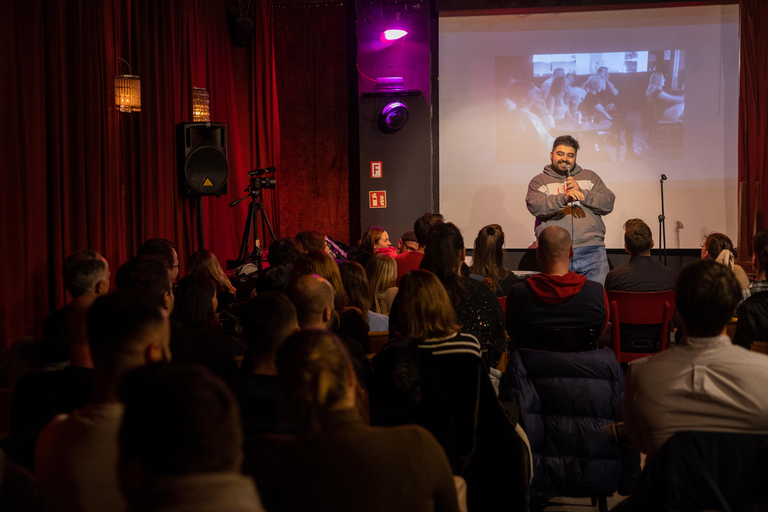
[
  {"xmin": 565, "ymin": 189, "xmax": 585, "ymax": 202},
  {"xmin": 565, "ymin": 176, "xmax": 581, "ymax": 192}
]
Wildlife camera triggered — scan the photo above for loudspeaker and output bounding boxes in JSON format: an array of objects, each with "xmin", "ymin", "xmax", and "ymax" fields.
[{"xmin": 177, "ymin": 123, "xmax": 228, "ymax": 197}]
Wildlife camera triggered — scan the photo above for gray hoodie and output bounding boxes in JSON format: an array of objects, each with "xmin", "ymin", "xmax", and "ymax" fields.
[{"xmin": 525, "ymin": 163, "xmax": 615, "ymax": 247}]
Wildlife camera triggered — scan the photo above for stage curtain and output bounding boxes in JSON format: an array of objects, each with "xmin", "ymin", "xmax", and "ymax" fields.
[
  {"xmin": 738, "ymin": 0, "xmax": 768, "ymax": 254},
  {"xmin": 0, "ymin": 0, "xmax": 279, "ymax": 347}
]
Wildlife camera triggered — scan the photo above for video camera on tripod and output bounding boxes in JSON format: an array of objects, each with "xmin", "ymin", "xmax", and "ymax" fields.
[
  {"xmin": 249, "ymin": 167, "xmax": 277, "ymax": 190},
  {"xmin": 228, "ymin": 166, "xmax": 278, "ymax": 269}
]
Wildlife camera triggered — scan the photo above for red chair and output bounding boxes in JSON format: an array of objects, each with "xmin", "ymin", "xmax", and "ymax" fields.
[
  {"xmin": 498, "ymin": 296, "xmax": 507, "ymax": 313},
  {"xmin": 608, "ymin": 290, "xmax": 676, "ymax": 363}
]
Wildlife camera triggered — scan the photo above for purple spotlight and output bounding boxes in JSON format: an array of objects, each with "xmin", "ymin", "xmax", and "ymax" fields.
[{"xmin": 380, "ymin": 29, "xmax": 407, "ymax": 43}]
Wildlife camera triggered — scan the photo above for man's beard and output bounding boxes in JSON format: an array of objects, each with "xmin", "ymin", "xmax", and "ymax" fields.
[{"xmin": 553, "ymin": 160, "xmax": 574, "ymax": 174}]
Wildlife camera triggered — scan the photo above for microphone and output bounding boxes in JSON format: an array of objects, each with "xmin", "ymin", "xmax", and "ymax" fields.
[{"xmin": 249, "ymin": 166, "xmax": 276, "ymax": 176}]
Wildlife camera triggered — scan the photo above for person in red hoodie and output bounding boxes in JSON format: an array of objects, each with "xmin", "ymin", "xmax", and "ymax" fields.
[{"xmin": 505, "ymin": 225, "xmax": 608, "ymax": 351}]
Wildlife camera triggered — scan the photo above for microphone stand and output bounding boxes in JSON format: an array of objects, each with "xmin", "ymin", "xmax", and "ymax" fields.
[{"xmin": 658, "ymin": 174, "xmax": 668, "ymax": 266}]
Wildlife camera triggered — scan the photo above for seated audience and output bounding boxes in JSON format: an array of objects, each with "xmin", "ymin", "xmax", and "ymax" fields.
[
  {"xmin": 254, "ymin": 264, "xmax": 292, "ymax": 295},
  {"xmin": 366, "ymin": 253, "xmax": 398, "ymax": 315},
  {"xmin": 295, "ymin": 230, "xmax": 327, "ymax": 253},
  {"xmin": 118, "ymin": 364, "xmax": 265, "ymax": 512},
  {"xmin": 742, "ymin": 230, "xmax": 768, "ymax": 300},
  {"xmin": 396, "ymin": 212, "xmax": 444, "ymax": 285},
  {"xmin": 188, "ymin": 249, "xmax": 238, "ymax": 312},
  {"xmin": 361, "ymin": 226, "xmax": 394, "ymax": 254},
  {"xmin": 35, "ymin": 292, "xmax": 171, "ymax": 512},
  {"xmin": 605, "ymin": 218, "xmax": 676, "ymax": 292},
  {"xmin": 172, "ymin": 275, "xmax": 244, "ymax": 357},
  {"xmin": 245, "ymin": 330, "xmax": 460, "ymax": 512},
  {"xmin": 733, "ymin": 241, "xmax": 768, "ymax": 349},
  {"xmin": 701, "ymin": 232, "xmax": 750, "ymax": 289},
  {"xmin": 291, "ymin": 251, "xmax": 349, "ymax": 311},
  {"xmin": 138, "ymin": 238, "xmax": 180, "ymax": 283},
  {"xmin": 117, "ymin": 256, "xmax": 238, "ymax": 381},
  {"xmin": 623, "ymin": 260, "xmax": 768, "ymax": 460},
  {"xmin": 339, "ymin": 261, "xmax": 388, "ymax": 332},
  {"xmin": 506, "ymin": 225, "xmax": 607, "ymax": 351},
  {"xmin": 396, "ymin": 230, "xmax": 419, "ymax": 254},
  {"xmin": 266, "ymin": 237, "xmax": 303, "ymax": 267},
  {"xmin": 469, "ymin": 224, "xmax": 518, "ymax": 297},
  {"xmin": 232, "ymin": 292, "xmax": 298, "ymax": 436}
]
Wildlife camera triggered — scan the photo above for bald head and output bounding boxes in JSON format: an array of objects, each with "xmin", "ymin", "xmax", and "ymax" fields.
[
  {"xmin": 537, "ymin": 226, "xmax": 573, "ymax": 272},
  {"xmin": 288, "ymin": 274, "xmax": 335, "ymax": 329}
]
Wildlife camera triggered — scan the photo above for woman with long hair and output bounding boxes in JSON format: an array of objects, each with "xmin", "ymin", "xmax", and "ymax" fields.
[
  {"xmin": 701, "ymin": 233, "xmax": 750, "ymax": 289},
  {"xmin": 365, "ymin": 254, "xmax": 398, "ymax": 315},
  {"xmin": 469, "ymin": 224, "xmax": 517, "ymax": 297},
  {"xmin": 171, "ymin": 275, "xmax": 220, "ymax": 332},
  {"xmin": 545, "ymin": 76, "xmax": 569, "ymax": 121},
  {"xmin": 339, "ymin": 261, "xmax": 388, "ymax": 332},
  {"xmin": 188, "ymin": 250, "xmax": 237, "ymax": 313},
  {"xmin": 360, "ymin": 226, "xmax": 392, "ymax": 255},
  {"xmin": 291, "ymin": 250, "xmax": 349, "ymax": 311},
  {"xmin": 245, "ymin": 330, "xmax": 460, "ymax": 512}
]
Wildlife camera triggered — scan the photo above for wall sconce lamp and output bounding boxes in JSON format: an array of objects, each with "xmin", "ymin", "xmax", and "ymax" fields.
[
  {"xmin": 192, "ymin": 87, "xmax": 211, "ymax": 122},
  {"xmin": 115, "ymin": 58, "xmax": 141, "ymax": 113},
  {"xmin": 380, "ymin": 5, "xmax": 408, "ymax": 43}
]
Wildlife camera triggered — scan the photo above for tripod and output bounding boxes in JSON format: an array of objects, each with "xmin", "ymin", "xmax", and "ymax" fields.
[{"xmin": 229, "ymin": 181, "xmax": 277, "ymax": 269}]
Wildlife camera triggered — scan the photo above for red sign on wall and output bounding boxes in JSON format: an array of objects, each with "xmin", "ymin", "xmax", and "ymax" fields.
[
  {"xmin": 369, "ymin": 191, "xmax": 387, "ymax": 208},
  {"xmin": 370, "ymin": 161, "xmax": 383, "ymax": 178}
]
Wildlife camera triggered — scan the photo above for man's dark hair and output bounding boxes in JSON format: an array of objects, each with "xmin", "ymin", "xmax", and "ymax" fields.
[
  {"xmin": 119, "ymin": 363, "xmax": 242, "ymax": 478},
  {"xmin": 676, "ymin": 260, "xmax": 740, "ymax": 337},
  {"xmin": 138, "ymin": 238, "xmax": 177, "ymax": 268},
  {"xmin": 255, "ymin": 264, "xmax": 292, "ymax": 295},
  {"xmin": 552, "ymin": 135, "xmax": 580, "ymax": 153},
  {"xmin": 623, "ymin": 218, "xmax": 653, "ymax": 256},
  {"xmin": 87, "ymin": 292, "xmax": 165, "ymax": 373},
  {"xmin": 63, "ymin": 250, "xmax": 107, "ymax": 297},
  {"xmin": 597, "ymin": 66, "xmax": 608, "ymax": 74},
  {"xmin": 116, "ymin": 256, "xmax": 171, "ymax": 308},
  {"xmin": 267, "ymin": 238, "xmax": 304, "ymax": 267},
  {"xmin": 753, "ymin": 231, "xmax": 768, "ymax": 272},
  {"xmin": 295, "ymin": 231, "xmax": 326, "ymax": 253},
  {"xmin": 414, "ymin": 212, "xmax": 445, "ymax": 246},
  {"xmin": 759, "ymin": 244, "xmax": 768, "ymax": 278},
  {"xmin": 240, "ymin": 292, "xmax": 297, "ymax": 362}
]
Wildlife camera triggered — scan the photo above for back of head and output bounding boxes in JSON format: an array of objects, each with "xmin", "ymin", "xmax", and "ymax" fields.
[
  {"xmin": 470, "ymin": 224, "xmax": 505, "ymax": 279},
  {"xmin": 288, "ymin": 274, "xmax": 335, "ymax": 328},
  {"xmin": 676, "ymin": 260, "xmax": 740, "ymax": 337},
  {"xmin": 338, "ymin": 261, "xmax": 372, "ymax": 313},
  {"xmin": 116, "ymin": 256, "xmax": 171, "ymax": 308},
  {"xmin": 240, "ymin": 291, "xmax": 297, "ymax": 362},
  {"xmin": 256, "ymin": 264, "xmax": 292, "ymax": 295},
  {"xmin": 295, "ymin": 230, "xmax": 326, "ymax": 253},
  {"xmin": 414, "ymin": 212, "xmax": 445, "ymax": 247},
  {"xmin": 138, "ymin": 238, "xmax": 177, "ymax": 268},
  {"xmin": 275, "ymin": 330, "xmax": 352, "ymax": 433},
  {"xmin": 704, "ymin": 233, "xmax": 734, "ymax": 260},
  {"xmin": 421, "ymin": 222, "xmax": 466, "ymax": 305},
  {"xmin": 291, "ymin": 251, "xmax": 348, "ymax": 310},
  {"xmin": 537, "ymin": 226, "xmax": 572, "ymax": 268},
  {"xmin": 624, "ymin": 218, "xmax": 653, "ymax": 256},
  {"xmin": 187, "ymin": 250, "xmax": 236, "ymax": 295},
  {"xmin": 63, "ymin": 250, "xmax": 107, "ymax": 297},
  {"xmin": 119, "ymin": 363, "xmax": 242, "ymax": 481},
  {"xmin": 171, "ymin": 275, "xmax": 217, "ymax": 331},
  {"xmin": 267, "ymin": 238, "xmax": 304, "ymax": 267},
  {"xmin": 584, "ymin": 75, "xmax": 605, "ymax": 93},
  {"xmin": 365, "ymin": 253, "xmax": 397, "ymax": 295},
  {"xmin": 394, "ymin": 270, "xmax": 458, "ymax": 341},
  {"xmin": 360, "ymin": 226, "xmax": 386, "ymax": 254},
  {"xmin": 87, "ymin": 292, "xmax": 167, "ymax": 375},
  {"xmin": 753, "ymin": 231, "xmax": 768, "ymax": 273}
]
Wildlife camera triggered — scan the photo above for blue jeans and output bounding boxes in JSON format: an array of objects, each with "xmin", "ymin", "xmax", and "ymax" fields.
[{"xmin": 570, "ymin": 245, "xmax": 610, "ymax": 285}]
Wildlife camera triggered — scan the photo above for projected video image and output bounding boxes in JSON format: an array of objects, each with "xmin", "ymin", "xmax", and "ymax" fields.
[{"xmin": 496, "ymin": 51, "xmax": 685, "ymax": 163}]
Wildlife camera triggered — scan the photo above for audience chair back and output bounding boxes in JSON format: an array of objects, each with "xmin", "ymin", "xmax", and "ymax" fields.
[
  {"xmin": 367, "ymin": 331, "xmax": 390, "ymax": 355},
  {"xmin": 514, "ymin": 324, "xmax": 603, "ymax": 352},
  {"xmin": 607, "ymin": 290, "xmax": 675, "ymax": 363}
]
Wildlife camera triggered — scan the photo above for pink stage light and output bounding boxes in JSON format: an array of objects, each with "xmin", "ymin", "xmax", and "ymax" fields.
[{"xmin": 380, "ymin": 29, "xmax": 408, "ymax": 43}]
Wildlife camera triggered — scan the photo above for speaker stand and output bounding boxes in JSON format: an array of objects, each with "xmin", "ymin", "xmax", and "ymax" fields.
[{"xmin": 196, "ymin": 197, "xmax": 205, "ymax": 250}]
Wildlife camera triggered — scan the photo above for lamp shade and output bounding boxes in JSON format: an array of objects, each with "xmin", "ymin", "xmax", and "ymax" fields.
[
  {"xmin": 192, "ymin": 87, "xmax": 211, "ymax": 122},
  {"xmin": 115, "ymin": 75, "xmax": 141, "ymax": 113}
]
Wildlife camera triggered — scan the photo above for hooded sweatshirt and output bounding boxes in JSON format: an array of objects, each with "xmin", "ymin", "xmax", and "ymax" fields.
[{"xmin": 526, "ymin": 164, "xmax": 615, "ymax": 248}]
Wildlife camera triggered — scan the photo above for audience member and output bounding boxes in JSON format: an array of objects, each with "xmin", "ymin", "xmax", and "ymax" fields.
[
  {"xmin": 540, "ymin": 67, "xmax": 564, "ymax": 100},
  {"xmin": 365, "ymin": 253, "xmax": 398, "ymax": 315},
  {"xmin": 35, "ymin": 292, "xmax": 171, "ymax": 512},
  {"xmin": 245, "ymin": 330, "xmax": 460, "ymax": 512},
  {"xmin": 742, "ymin": 230, "xmax": 768, "ymax": 300},
  {"xmin": 232, "ymin": 292, "xmax": 299, "ymax": 436},
  {"xmin": 395, "ymin": 212, "xmax": 444, "ymax": 285},
  {"xmin": 118, "ymin": 364, "xmax": 265, "ymax": 512},
  {"xmin": 338, "ymin": 261, "xmax": 389, "ymax": 332},
  {"xmin": 469, "ymin": 224, "xmax": 517, "ymax": 297},
  {"xmin": 605, "ymin": 218, "xmax": 676, "ymax": 292},
  {"xmin": 623, "ymin": 260, "xmax": 768, "ymax": 460},
  {"xmin": 701, "ymin": 232, "xmax": 750, "ymax": 289},
  {"xmin": 361, "ymin": 226, "xmax": 394, "ymax": 257},
  {"xmin": 117, "ymin": 255, "xmax": 238, "ymax": 381},
  {"xmin": 579, "ymin": 75, "xmax": 611, "ymax": 120},
  {"xmin": 733, "ymin": 240, "xmax": 768, "ymax": 349},
  {"xmin": 255, "ymin": 264, "xmax": 292, "ymax": 295},
  {"xmin": 295, "ymin": 230, "xmax": 327, "ymax": 253},
  {"xmin": 506, "ymin": 225, "xmax": 607, "ymax": 351},
  {"xmin": 188, "ymin": 249, "xmax": 238, "ymax": 312},
  {"xmin": 396, "ymin": 231, "xmax": 419, "ymax": 254},
  {"xmin": 266, "ymin": 237, "xmax": 303, "ymax": 267},
  {"xmin": 138, "ymin": 238, "xmax": 180, "ymax": 283},
  {"xmin": 291, "ymin": 250, "xmax": 349, "ymax": 311}
]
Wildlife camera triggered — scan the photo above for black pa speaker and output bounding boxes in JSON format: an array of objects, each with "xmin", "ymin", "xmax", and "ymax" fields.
[{"xmin": 177, "ymin": 123, "xmax": 228, "ymax": 197}]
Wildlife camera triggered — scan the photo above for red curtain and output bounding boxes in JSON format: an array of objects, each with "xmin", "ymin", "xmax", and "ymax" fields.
[
  {"xmin": 738, "ymin": 0, "xmax": 768, "ymax": 254},
  {"xmin": 0, "ymin": 0, "xmax": 279, "ymax": 347}
]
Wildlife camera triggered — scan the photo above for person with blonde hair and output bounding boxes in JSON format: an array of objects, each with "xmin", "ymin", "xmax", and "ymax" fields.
[
  {"xmin": 365, "ymin": 254, "xmax": 398, "ymax": 314},
  {"xmin": 188, "ymin": 250, "xmax": 237, "ymax": 313},
  {"xmin": 469, "ymin": 224, "xmax": 517, "ymax": 297},
  {"xmin": 245, "ymin": 330, "xmax": 460, "ymax": 512}
]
